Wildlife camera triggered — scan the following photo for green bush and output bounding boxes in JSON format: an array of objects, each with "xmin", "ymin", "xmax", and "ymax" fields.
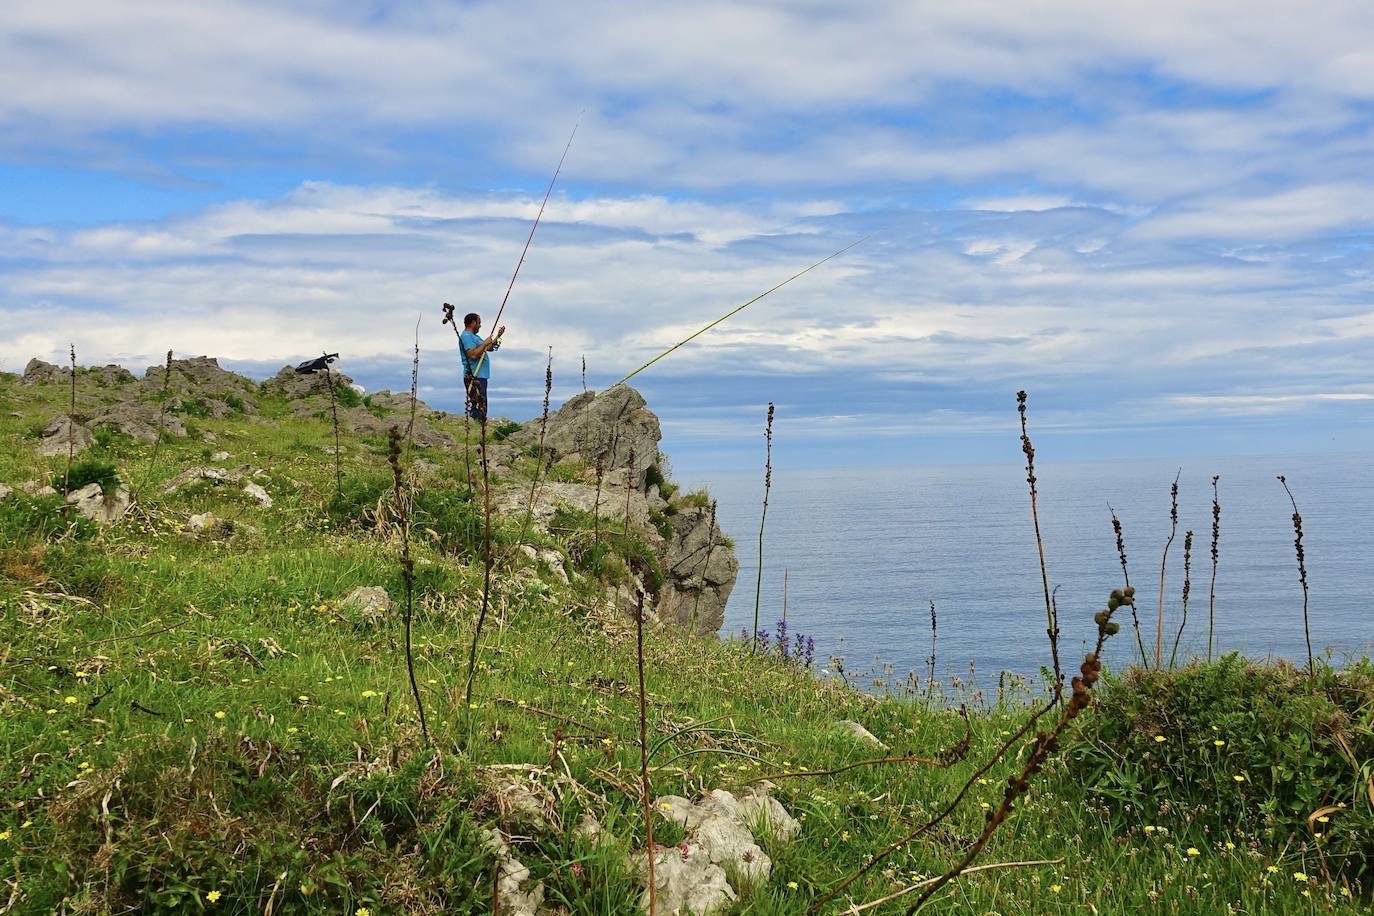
[
  {"xmin": 1070, "ymin": 656, "xmax": 1374, "ymax": 880},
  {"xmin": 491, "ymin": 420, "xmax": 523, "ymax": 441},
  {"xmin": 173, "ymin": 396, "xmax": 212, "ymax": 419},
  {"xmin": 53, "ymin": 459, "xmax": 119, "ymax": 495},
  {"xmin": 0, "ymin": 493, "xmax": 96, "ymax": 542},
  {"xmin": 644, "ymin": 463, "xmax": 667, "ymax": 492},
  {"xmin": 674, "ymin": 489, "xmax": 710, "ymax": 511},
  {"xmin": 333, "ymin": 385, "xmax": 362, "ymax": 409},
  {"xmin": 223, "ymin": 394, "xmax": 246, "ymax": 413}
]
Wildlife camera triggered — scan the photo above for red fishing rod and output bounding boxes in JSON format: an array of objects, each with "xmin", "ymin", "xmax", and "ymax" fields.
[{"xmin": 444, "ymin": 118, "xmax": 580, "ymax": 390}]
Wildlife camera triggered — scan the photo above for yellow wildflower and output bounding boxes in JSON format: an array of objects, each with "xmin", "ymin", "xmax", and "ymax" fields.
[
  {"xmin": 64, "ymin": 696, "xmax": 78, "ymax": 705},
  {"xmin": 787, "ymin": 881, "xmax": 799, "ymax": 890},
  {"xmin": 356, "ymin": 908, "xmax": 372, "ymax": 916},
  {"xmin": 0, "ymin": 830, "xmax": 10, "ymax": 841},
  {"xmin": 1233, "ymin": 774, "xmax": 1246, "ymax": 782},
  {"xmin": 214, "ymin": 710, "xmax": 226, "ymax": 719},
  {"xmin": 1292, "ymin": 871, "xmax": 1308, "ymax": 882},
  {"xmin": 1154, "ymin": 735, "xmax": 1166, "ymax": 743},
  {"xmin": 1213, "ymin": 739, "xmax": 1225, "ymax": 747},
  {"xmin": 1050, "ymin": 884, "xmax": 1062, "ymax": 893},
  {"xmin": 1186, "ymin": 847, "xmax": 1200, "ymax": 857},
  {"xmin": 206, "ymin": 890, "xmax": 221, "ymax": 904}
]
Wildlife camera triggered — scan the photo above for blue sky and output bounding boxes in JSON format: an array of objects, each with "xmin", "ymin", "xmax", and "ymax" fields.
[{"xmin": 2, "ymin": 1, "xmax": 1372, "ymax": 474}]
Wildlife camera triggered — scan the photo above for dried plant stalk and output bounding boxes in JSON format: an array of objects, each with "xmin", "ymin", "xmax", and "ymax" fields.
[
  {"xmin": 463, "ymin": 413, "xmax": 495, "ymax": 711},
  {"xmin": 1017, "ymin": 391, "xmax": 1061, "ymax": 691},
  {"xmin": 387, "ymin": 426, "xmax": 429, "ymax": 745},
  {"xmin": 322, "ymin": 354, "xmax": 341, "ymax": 497},
  {"xmin": 1109, "ymin": 504, "xmax": 1149, "ymax": 666},
  {"xmin": 752, "ymin": 402, "xmax": 775, "ymax": 650},
  {"xmin": 1277, "ymin": 475, "xmax": 1313, "ymax": 677},
  {"xmin": 1208, "ymin": 475, "xmax": 1221, "ymax": 662},
  {"xmin": 1168, "ymin": 530, "xmax": 1193, "ymax": 669},
  {"xmin": 138, "ymin": 349, "xmax": 174, "ymax": 498},
  {"xmin": 1155, "ymin": 471, "xmax": 1180, "ymax": 668},
  {"xmin": 925, "ymin": 600, "xmax": 938, "ymax": 704},
  {"xmin": 634, "ymin": 589, "xmax": 657, "ymax": 916},
  {"xmin": 65, "ymin": 344, "xmax": 76, "ymax": 496},
  {"xmin": 518, "ymin": 349, "xmax": 554, "ymax": 546}
]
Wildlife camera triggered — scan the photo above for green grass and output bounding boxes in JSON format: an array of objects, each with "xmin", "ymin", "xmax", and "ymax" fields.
[{"xmin": 0, "ymin": 369, "xmax": 1369, "ymax": 914}]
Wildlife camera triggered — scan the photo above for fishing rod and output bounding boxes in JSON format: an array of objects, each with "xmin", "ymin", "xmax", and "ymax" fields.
[
  {"xmin": 445, "ymin": 118, "xmax": 581, "ymax": 389},
  {"xmin": 614, "ymin": 235, "xmax": 871, "ymax": 387}
]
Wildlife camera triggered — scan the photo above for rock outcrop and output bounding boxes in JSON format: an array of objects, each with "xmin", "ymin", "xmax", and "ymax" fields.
[
  {"xmin": 39, "ymin": 416, "xmax": 92, "ymax": 457},
  {"xmin": 67, "ymin": 481, "xmax": 131, "ymax": 524}
]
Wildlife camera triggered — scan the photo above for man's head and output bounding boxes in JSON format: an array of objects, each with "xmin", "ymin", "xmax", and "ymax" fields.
[{"xmin": 464, "ymin": 312, "xmax": 481, "ymax": 331}]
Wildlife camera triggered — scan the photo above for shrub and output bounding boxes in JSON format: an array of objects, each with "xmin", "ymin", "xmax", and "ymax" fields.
[
  {"xmin": 0, "ymin": 493, "xmax": 96, "ymax": 542},
  {"xmin": 674, "ymin": 489, "xmax": 710, "ymax": 511},
  {"xmin": 53, "ymin": 459, "xmax": 119, "ymax": 495},
  {"xmin": 333, "ymin": 385, "xmax": 363, "ymax": 409},
  {"xmin": 644, "ymin": 463, "xmax": 667, "ymax": 492},
  {"xmin": 491, "ymin": 420, "xmax": 524, "ymax": 441},
  {"xmin": 1070, "ymin": 655, "xmax": 1374, "ymax": 880},
  {"xmin": 223, "ymin": 394, "xmax": 246, "ymax": 413}
]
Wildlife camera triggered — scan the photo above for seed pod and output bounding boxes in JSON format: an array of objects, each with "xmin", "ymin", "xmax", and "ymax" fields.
[
  {"xmin": 1105, "ymin": 621, "xmax": 1121, "ymax": 635},
  {"xmin": 1094, "ymin": 610, "xmax": 1110, "ymax": 626}
]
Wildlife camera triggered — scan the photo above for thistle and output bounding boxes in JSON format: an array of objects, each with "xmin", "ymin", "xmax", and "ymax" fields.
[{"xmin": 387, "ymin": 426, "xmax": 428, "ymax": 746}]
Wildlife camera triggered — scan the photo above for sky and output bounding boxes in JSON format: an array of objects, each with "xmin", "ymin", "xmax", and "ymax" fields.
[{"xmin": 2, "ymin": 0, "xmax": 1372, "ymax": 474}]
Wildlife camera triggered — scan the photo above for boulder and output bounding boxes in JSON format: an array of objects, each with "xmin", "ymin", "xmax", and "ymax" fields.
[
  {"xmin": 483, "ymin": 829, "xmax": 546, "ymax": 916},
  {"xmin": 656, "ymin": 506, "xmax": 739, "ymax": 635},
  {"xmin": 182, "ymin": 512, "xmax": 256, "ymax": 541},
  {"xmin": 22, "ymin": 359, "xmax": 67, "ymax": 385},
  {"xmin": 39, "ymin": 416, "xmax": 92, "ymax": 457},
  {"xmin": 835, "ymin": 720, "xmax": 887, "ymax": 749},
  {"xmin": 210, "ymin": 451, "xmax": 231, "ymax": 462},
  {"xmin": 89, "ymin": 402, "xmax": 186, "ymax": 443},
  {"xmin": 655, "ymin": 792, "xmax": 771, "ymax": 884},
  {"xmin": 0, "ymin": 483, "xmax": 11, "ymax": 499},
  {"xmin": 517, "ymin": 544, "xmax": 570, "ymax": 585},
  {"xmin": 637, "ymin": 842, "xmax": 736, "ymax": 915},
  {"xmin": 66, "ymin": 481, "xmax": 131, "ymax": 525},
  {"xmin": 337, "ymin": 586, "xmax": 392, "ymax": 625},
  {"xmin": 262, "ymin": 364, "xmax": 357, "ymax": 399},
  {"xmin": 163, "ymin": 466, "xmax": 239, "ymax": 494},
  {"xmin": 242, "ymin": 482, "xmax": 273, "ymax": 507},
  {"xmin": 88, "ymin": 365, "xmax": 135, "ymax": 387},
  {"xmin": 21, "ymin": 481, "xmax": 58, "ymax": 497},
  {"xmin": 142, "ymin": 356, "xmax": 255, "ymax": 400},
  {"xmin": 510, "ymin": 385, "xmax": 661, "ymax": 487}
]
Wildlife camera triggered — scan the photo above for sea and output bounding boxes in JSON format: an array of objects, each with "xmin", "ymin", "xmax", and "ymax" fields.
[{"xmin": 691, "ymin": 453, "xmax": 1373, "ymax": 696}]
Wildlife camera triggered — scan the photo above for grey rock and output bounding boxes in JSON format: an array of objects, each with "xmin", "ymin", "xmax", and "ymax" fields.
[
  {"xmin": 511, "ymin": 385, "xmax": 661, "ymax": 487},
  {"xmin": 0, "ymin": 483, "xmax": 11, "ymax": 499},
  {"xmin": 39, "ymin": 416, "xmax": 92, "ymax": 457},
  {"xmin": 835, "ymin": 720, "xmax": 887, "ymax": 749},
  {"xmin": 210, "ymin": 451, "xmax": 231, "ymax": 461},
  {"xmin": 22, "ymin": 358, "xmax": 67, "ymax": 385},
  {"xmin": 241, "ymin": 481, "xmax": 273, "ymax": 507},
  {"xmin": 21, "ymin": 480, "xmax": 58, "ymax": 497},
  {"xmin": 517, "ymin": 544, "xmax": 570, "ymax": 585},
  {"xmin": 88, "ymin": 365, "xmax": 135, "ymax": 387},
  {"xmin": 163, "ymin": 466, "xmax": 239, "ymax": 494},
  {"xmin": 89, "ymin": 402, "xmax": 186, "ymax": 443},
  {"xmin": 142, "ymin": 356, "xmax": 255, "ymax": 403},
  {"xmin": 337, "ymin": 586, "xmax": 392, "ymax": 625},
  {"xmin": 574, "ymin": 813, "xmax": 612, "ymax": 844},
  {"xmin": 182, "ymin": 512, "xmax": 239, "ymax": 541},
  {"xmin": 482, "ymin": 829, "xmax": 546, "ymax": 916},
  {"xmin": 262, "ymin": 364, "xmax": 357, "ymax": 399},
  {"xmin": 66, "ymin": 481, "xmax": 131, "ymax": 525},
  {"xmin": 366, "ymin": 390, "xmax": 436, "ymax": 417},
  {"xmin": 655, "ymin": 506, "xmax": 739, "ymax": 635},
  {"xmin": 636, "ymin": 842, "xmax": 736, "ymax": 915}
]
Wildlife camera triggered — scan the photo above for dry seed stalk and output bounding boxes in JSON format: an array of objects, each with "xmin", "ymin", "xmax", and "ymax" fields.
[
  {"xmin": 1208, "ymin": 475, "xmax": 1221, "ymax": 662},
  {"xmin": 1017, "ymin": 391, "xmax": 1061, "ymax": 692},
  {"xmin": 406, "ymin": 316, "xmax": 421, "ymax": 452},
  {"xmin": 1109, "ymin": 504, "xmax": 1149, "ymax": 666},
  {"xmin": 463, "ymin": 412, "xmax": 496, "ymax": 712},
  {"xmin": 322, "ymin": 353, "xmax": 342, "ymax": 497},
  {"xmin": 518, "ymin": 348, "xmax": 554, "ymax": 546},
  {"xmin": 926, "ymin": 600, "xmax": 938, "ymax": 704},
  {"xmin": 138, "ymin": 349, "xmax": 175, "ymax": 499},
  {"xmin": 751, "ymin": 402, "xmax": 774, "ymax": 650},
  {"xmin": 1277, "ymin": 475, "xmax": 1313, "ymax": 677},
  {"xmin": 1168, "ymin": 529, "xmax": 1193, "ymax": 669},
  {"xmin": 633, "ymin": 589, "xmax": 657, "ymax": 916},
  {"xmin": 64, "ymin": 344, "xmax": 76, "ymax": 496},
  {"xmin": 387, "ymin": 426, "xmax": 429, "ymax": 745},
  {"xmin": 1155, "ymin": 470, "xmax": 1180, "ymax": 668}
]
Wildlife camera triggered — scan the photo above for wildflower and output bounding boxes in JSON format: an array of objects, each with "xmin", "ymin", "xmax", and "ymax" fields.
[
  {"xmin": 840, "ymin": 830, "xmax": 850, "ymax": 842},
  {"xmin": 1292, "ymin": 871, "xmax": 1308, "ymax": 882},
  {"xmin": 1267, "ymin": 865, "xmax": 1279, "ymax": 874},
  {"xmin": 76, "ymin": 671, "xmax": 89, "ymax": 679},
  {"xmin": 1342, "ymin": 887, "xmax": 1352, "ymax": 897},
  {"xmin": 64, "ymin": 696, "xmax": 78, "ymax": 704},
  {"xmin": 1050, "ymin": 884, "xmax": 1062, "ymax": 893},
  {"xmin": 1233, "ymin": 774, "xmax": 1246, "ymax": 782},
  {"xmin": 1316, "ymin": 815, "xmax": 1329, "ymax": 823},
  {"xmin": 1225, "ymin": 841, "xmax": 1235, "ymax": 850},
  {"xmin": 19, "ymin": 820, "xmax": 31, "ymax": 829},
  {"xmin": 297, "ymin": 695, "xmax": 310, "ymax": 703},
  {"xmin": 287, "ymin": 727, "xmax": 298, "ymax": 734},
  {"xmin": 361, "ymin": 690, "xmax": 378, "ymax": 698},
  {"xmin": 1154, "ymin": 735, "xmax": 1166, "ymax": 743},
  {"xmin": 214, "ymin": 710, "xmax": 226, "ymax": 720},
  {"xmin": 0, "ymin": 831, "xmax": 9, "ymax": 841},
  {"xmin": 517, "ymin": 699, "xmax": 527, "ymax": 706},
  {"xmin": 1213, "ymin": 739, "xmax": 1225, "ymax": 747},
  {"xmin": 1186, "ymin": 847, "xmax": 1200, "ymax": 857},
  {"xmin": 206, "ymin": 890, "xmax": 221, "ymax": 904},
  {"xmin": 469, "ymin": 703, "xmax": 479, "ymax": 710},
  {"xmin": 1144, "ymin": 825, "xmax": 1156, "ymax": 833},
  {"xmin": 787, "ymin": 881, "xmax": 799, "ymax": 890},
  {"xmin": 45, "ymin": 709, "xmax": 56, "ymax": 716},
  {"xmin": 356, "ymin": 908, "xmax": 371, "ymax": 916}
]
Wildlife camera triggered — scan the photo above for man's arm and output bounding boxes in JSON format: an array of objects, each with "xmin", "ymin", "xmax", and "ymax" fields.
[{"xmin": 464, "ymin": 326, "xmax": 506, "ymax": 360}]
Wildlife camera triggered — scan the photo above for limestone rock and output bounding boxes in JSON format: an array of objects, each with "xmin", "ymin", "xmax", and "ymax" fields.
[
  {"xmin": 66, "ymin": 481, "xmax": 131, "ymax": 525},
  {"xmin": 836, "ymin": 720, "xmax": 887, "ymax": 749},
  {"xmin": 182, "ymin": 513, "xmax": 234, "ymax": 540},
  {"xmin": 88, "ymin": 365, "xmax": 135, "ymax": 387},
  {"xmin": 574, "ymin": 813, "xmax": 612, "ymax": 844},
  {"xmin": 655, "ymin": 506, "xmax": 739, "ymax": 635},
  {"xmin": 89, "ymin": 402, "xmax": 186, "ymax": 443},
  {"xmin": 39, "ymin": 416, "xmax": 92, "ymax": 457},
  {"xmin": 262, "ymin": 364, "xmax": 356, "ymax": 399},
  {"xmin": 511, "ymin": 385, "xmax": 661, "ymax": 487},
  {"xmin": 21, "ymin": 480, "xmax": 58, "ymax": 497},
  {"xmin": 211, "ymin": 451, "xmax": 231, "ymax": 462},
  {"xmin": 637, "ymin": 842, "xmax": 736, "ymax": 915},
  {"xmin": 483, "ymin": 829, "xmax": 546, "ymax": 916},
  {"xmin": 337, "ymin": 586, "xmax": 392, "ymax": 625},
  {"xmin": 0, "ymin": 483, "xmax": 11, "ymax": 499},
  {"xmin": 656, "ymin": 792, "xmax": 770, "ymax": 884},
  {"xmin": 142, "ymin": 356, "xmax": 255, "ymax": 402},
  {"xmin": 517, "ymin": 544, "xmax": 569, "ymax": 585},
  {"xmin": 163, "ymin": 466, "xmax": 239, "ymax": 494},
  {"xmin": 242, "ymin": 481, "xmax": 273, "ymax": 507},
  {"xmin": 22, "ymin": 358, "xmax": 67, "ymax": 385}
]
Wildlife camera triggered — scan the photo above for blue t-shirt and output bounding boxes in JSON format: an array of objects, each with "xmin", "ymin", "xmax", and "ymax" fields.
[{"xmin": 459, "ymin": 330, "xmax": 493, "ymax": 379}]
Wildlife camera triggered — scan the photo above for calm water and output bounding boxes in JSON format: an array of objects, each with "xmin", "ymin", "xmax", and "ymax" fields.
[{"xmin": 692, "ymin": 454, "xmax": 1373, "ymax": 693}]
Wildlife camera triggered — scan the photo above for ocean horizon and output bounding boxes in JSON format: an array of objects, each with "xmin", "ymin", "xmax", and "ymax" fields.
[{"xmin": 689, "ymin": 450, "xmax": 1374, "ymax": 695}]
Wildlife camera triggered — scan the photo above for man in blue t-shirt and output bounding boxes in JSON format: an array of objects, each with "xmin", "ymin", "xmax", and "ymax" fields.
[{"xmin": 459, "ymin": 312, "xmax": 505, "ymax": 421}]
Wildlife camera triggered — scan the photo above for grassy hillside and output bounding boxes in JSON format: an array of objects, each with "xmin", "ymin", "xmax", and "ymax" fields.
[{"xmin": 0, "ymin": 367, "xmax": 1369, "ymax": 914}]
